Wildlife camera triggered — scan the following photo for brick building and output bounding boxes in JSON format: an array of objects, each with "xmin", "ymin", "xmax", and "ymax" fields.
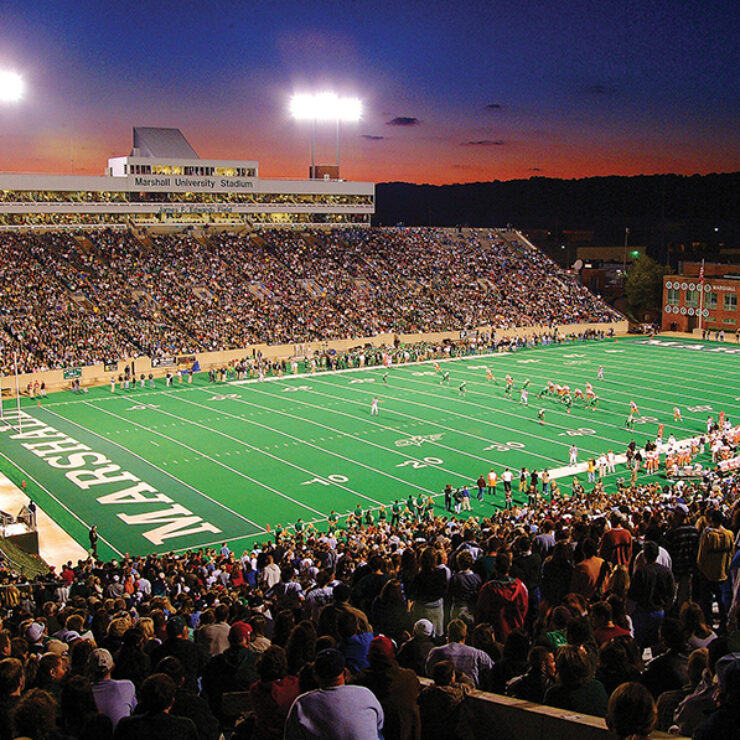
[{"xmin": 662, "ymin": 262, "xmax": 740, "ymax": 333}]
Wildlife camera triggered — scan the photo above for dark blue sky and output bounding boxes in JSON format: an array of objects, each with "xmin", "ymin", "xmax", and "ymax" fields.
[{"xmin": 0, "ymin": 0, "xmax": 737, "ymax": 183}]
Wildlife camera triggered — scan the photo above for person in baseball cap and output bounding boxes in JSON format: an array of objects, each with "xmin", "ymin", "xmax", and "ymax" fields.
[{"xmin": 228, "ymin": 621, "xmax": 253, "ymax": 646}]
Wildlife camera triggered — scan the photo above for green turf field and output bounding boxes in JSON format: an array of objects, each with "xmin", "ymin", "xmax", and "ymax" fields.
[{"xmin": 1, "ymin": 336, "xmax": 739, "ymax": 560}]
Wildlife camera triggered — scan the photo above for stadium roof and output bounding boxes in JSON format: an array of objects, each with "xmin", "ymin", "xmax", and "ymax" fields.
[{"xmin": 131, "ymin": 127, "xmax": 199, "ymax": 159}]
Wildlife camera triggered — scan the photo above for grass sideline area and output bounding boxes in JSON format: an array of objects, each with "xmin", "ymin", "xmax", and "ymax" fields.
[{"xmin": 1, "ymin": 336, "xmax": 738, "ymax": 561}]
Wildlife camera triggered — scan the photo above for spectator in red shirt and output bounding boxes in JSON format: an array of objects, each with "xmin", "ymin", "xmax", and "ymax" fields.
[
  {"xmin": 599, "ymin": 513, "xmax": 633, "ymax": 567},
  {"xmin": 591, "ymin": 602, "xmax": 631, "ymax": 646},
  {"xmin": 248, "ymin": 646, "xmax": 300, "ymax": 740},
  {"xmin": 476, "ymin": 552, "xmax": 528, "ymax": 641}
]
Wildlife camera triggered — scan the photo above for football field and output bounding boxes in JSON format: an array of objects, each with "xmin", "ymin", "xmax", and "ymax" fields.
[{"xmin": 1, "ymin": 336, "xmax": 739, "ymax": 560}]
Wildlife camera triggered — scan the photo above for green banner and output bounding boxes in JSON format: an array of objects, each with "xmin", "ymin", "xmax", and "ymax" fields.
[{"xmin": 62, "ymin": 367, "xmax": 82, "ymax": 379}]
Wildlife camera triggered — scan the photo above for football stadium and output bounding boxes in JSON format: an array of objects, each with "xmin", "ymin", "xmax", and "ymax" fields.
[{"xmin": 0, "ymin": 15, "xmax": 738, "ymax": 739}]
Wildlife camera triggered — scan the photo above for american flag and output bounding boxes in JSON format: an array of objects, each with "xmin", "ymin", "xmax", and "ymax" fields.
[{"xmin": 699, "ymin": 259, "xmax": 705, "ymax": 284}]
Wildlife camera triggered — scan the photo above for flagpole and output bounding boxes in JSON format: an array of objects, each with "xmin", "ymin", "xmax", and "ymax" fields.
[
  {"xmin": 13, "ymin": 351, "xmax": 22, "ymax": 433},
  {"xmin": 698, "ymin": 259, "xmax": 705, "ymax": 334}
]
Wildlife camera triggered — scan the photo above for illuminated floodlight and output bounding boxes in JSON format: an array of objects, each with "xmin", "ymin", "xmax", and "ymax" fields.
[
  {"xmin": 0, "ymin": 71, "xmax": 24, "ymax": 103},
  {"xmin": 290, "ymin": 93, "xmax": 362, "ymax": 121}
]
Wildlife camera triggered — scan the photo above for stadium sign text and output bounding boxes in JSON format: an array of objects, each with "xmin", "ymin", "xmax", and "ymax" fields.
[
  {"xmin": 1, "ymin": 411, "xmax": 221, "ymax": 547},
  {"xmin": 637, "ymin": 339, "xmax": 740, "ymax": 355},
  {"xmin": 132, "ymin": 176, "xmax": 254, "ymax": 190}
]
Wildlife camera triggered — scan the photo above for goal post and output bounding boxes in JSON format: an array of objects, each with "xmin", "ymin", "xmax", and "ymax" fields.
[{"xmin": 0, "ymin": 352, "xmax": 24, "ymax": 434}]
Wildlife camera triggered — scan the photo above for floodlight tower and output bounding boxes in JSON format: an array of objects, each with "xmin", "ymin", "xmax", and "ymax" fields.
[{"xmin": 290, "ymin": 93, "xmax": 362, "ymax": 179}]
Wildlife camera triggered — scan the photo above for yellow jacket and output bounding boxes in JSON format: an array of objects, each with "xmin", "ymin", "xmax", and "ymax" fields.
[{"xmin": 697, "ymin": 526, "xmax": 734, "ymax": 582}]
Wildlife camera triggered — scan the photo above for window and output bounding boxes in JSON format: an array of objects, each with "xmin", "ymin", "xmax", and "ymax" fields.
[
  {"xmin": 707, "ymin": 292, "xmax": 718, "ymax": 309},
  {"xmin": 724, "ymin": 293, "xmax": 737, "ymax": 311},
  {"xmin": 685, "ymin": 290, "xmax": 699, "ymax": 308},
  {"xmin": 667, "ymin": 288, "xmax": 679, "ymax": 306},
  {"xmin": 723, "ymin": 318, "xmax": 736, "ymax": 325}
]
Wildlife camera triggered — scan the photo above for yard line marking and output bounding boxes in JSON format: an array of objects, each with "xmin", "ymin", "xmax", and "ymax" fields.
[
  {"xmin": 89, "ymin": 397, "xmax": 385, "ymax": 511},
  {"xmin": 167, "ymin": 394, "xmax": 446, "ymax": 502},
  {"xmin": 240, "ymin": 382, "xmax": 543, "ymax": 471},
  {"xmin": 308, "ymin": 375, "xmax": 613, "ymax": 459},
  {"xmin": 198, "ymin": 385, "xmax": 496, "ymax": 477}
]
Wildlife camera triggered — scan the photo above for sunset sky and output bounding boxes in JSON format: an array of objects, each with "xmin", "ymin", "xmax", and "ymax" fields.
[{"xmin": 0, "ymin": 0, "xmax": 737, "ymax": 185}]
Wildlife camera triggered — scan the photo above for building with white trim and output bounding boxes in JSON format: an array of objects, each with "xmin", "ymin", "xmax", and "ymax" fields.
[{"xmin": 0, "ymin": 127, "xmax": 374, "ymax": 228}]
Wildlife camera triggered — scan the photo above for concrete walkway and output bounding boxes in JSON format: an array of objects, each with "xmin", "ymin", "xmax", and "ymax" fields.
[{"xmin": 0, "ymin": 472, "xmax": 88, "ymax": 568}]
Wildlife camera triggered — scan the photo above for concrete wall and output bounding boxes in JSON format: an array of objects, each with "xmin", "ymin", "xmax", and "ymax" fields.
[
  {"xmin": 417, "ymin": 679, "xmax": 685, "ymax": 740},
  {"xmin": 2, "ymin": 320, "xmax": 627, "ymax": 396}
]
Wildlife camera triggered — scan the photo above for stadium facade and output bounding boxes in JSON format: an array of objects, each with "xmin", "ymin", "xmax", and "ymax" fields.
[
  {"xmin": 662, "ymin": 262, "xmax": 739, "ymax": 333},
  {"xmin": 0, "ymin": 127, "xmax": 374, "ymax": 228}
]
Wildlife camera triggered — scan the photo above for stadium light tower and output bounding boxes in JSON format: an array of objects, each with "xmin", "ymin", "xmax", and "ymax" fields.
[
  {"xmin": 0, "ymin": 71, "xmax": 24, "ymax": 103},
  {"xmin": 290, "ymin": 93, "xmax": 362, "ymax": 179}
]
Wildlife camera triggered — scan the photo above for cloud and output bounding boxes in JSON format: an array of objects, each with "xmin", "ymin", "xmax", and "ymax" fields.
[
  {"xmin": 528, "ymin": 167, "xmax": 542, "ymax": 172},
  {"xmin": 361, "ymin": 134, "xmax": 386, "ymax": 140},
  {"xmin": 483, "ymin": 103, "xmax": 504, "ymax": 110},
  {"xmin": 386, "ymin": 117, "xmax": 421, "ymax": 126},
  {"xmin": 585, "ymin": 84, "xmax": 616, "ymax": 95},
  {"xmin": 460, "ymin": 139, "xmax": 506, "ymax": 147}
]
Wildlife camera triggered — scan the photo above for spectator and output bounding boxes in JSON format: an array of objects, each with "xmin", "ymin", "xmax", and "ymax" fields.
[
  {"xmin": 591, "ymin": 602, "xmax": 631, "ymax": 646},
  {"xmin": 156, "ymin": 657, "xmax": 219, "ymax": 740},
  {"xmin": 655, "ymin": 647, "xmax": 707, "ymax": 733},
  {"xmin": 87, "ymin": 648, "xmax": 137, "ymax": 728},
  {"xmin": 58, "ymin": 675, "xmax": 114, "ymax": 740},
  {"xmin": 0, "ymin": 657, "xmax": 24, "ymax": 740},
  {"xmin": 112, "ymin": 629, "xmax": 150, "ymax": 688},
  {"xmin": 599, "ymin": 513, "xmax": 633, "ymax": 567},
  {"xmin": 662, "ymin": 504, "xmax": 699, "ymax": 607},
  {"xmin": 397, "ymin": 620, "xmax": 436, "ymax": 676},
  {"xmin": 195, "ymin": 603, "xmax": 230, "ymax": 657},
  {"xmin": 627, "ymin": 541, "xmax": 675, "ymax": 648},
  {"xmin": 605, "ymin": 682, "xmax": 657, "ymax": 740},
  {"xmin": 247, "ymin": 646, "xmax": 300, "ymax": 740},
  {"xmin": 595, "ymin": 636, "xmax": 643, "ymax": 696},
  {"xmin": 543, "ymin": 645, "xmax": 609, "ymax": 717},
  {"xmin": 696, "ymin": 509, "xmax": 734, "ymax": 629},
  {"xmin": 351, "ymin": 635, "xmax": 421, "ymax": 740},
  {"xmin": 112, "ymin": 673, "xmax": 198, "ymax": 740},
  {"xmin": 694, "ymin": 652, "xmax": 740, "ymax": 740},
  {"xmin": 540, "ymin": 543, "xmax": 575, "ymax": 610},
  {"xmin": 476, "ymin": 551, "xmax": 528, "ymax": 641},
  {"xmin": 506, "ymin": 646, "xmax": 556, "ymax": 702},
  {"xmin": 370, "ymin": 580, "xmax": 411, "ymax": 645},
  {"xmin": 151, "ymin": 616, "xmax": 208, "ymax": 694},
  {"xmin": 448, "ymin": 550, "xmax": 482, "ymax": 625},
  {"xmin": 409, "ymin": 548, "xmax": 447, "ymax": 638},
  {"xmin": 284, "ymin": 648, "xmax": 384, "ymax": 740},
  {"xmin": 10, "ymin": 688, "xmax": 59, "ymax": 740},
  {"xmin": 673, "ymin": 636, "xmax": 728, "ymax": 736},
  {"xmin": 680, "ymin": 602, "xmax": 717, "ymax": 650},
  {"xmin": 202, "ymin": 621, "xmax": 259, "ymax": 722},
  {"xmin": 317, "ymin": 583, "xmax": 372, "ymax": 641},
  {"xmin": 640, "ymin": 619, "xmax": 689, "ymax": 698},
  {"xmin": 336, "ymin": 611, "xmax": 374, "ymax": 675},
  {"xmin": 569, "ymin": 538, "xmax": 608, "ymax": 601},
  {"xmin": 425, "ymin": 619, "xmax": 493, "ymax": 689},
  {"xmin": 417, "ymin": 660, "xmax": 469, "ymax": 740}
]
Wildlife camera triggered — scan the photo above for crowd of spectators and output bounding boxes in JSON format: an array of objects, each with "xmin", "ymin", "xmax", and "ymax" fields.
[
  {"xmin": 0, "ymin": 464, "xmax": 738, "ymax": 739},
  {"xmin": 0, "ymin": 227, "xmax": 621, "ymax": 375}
]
